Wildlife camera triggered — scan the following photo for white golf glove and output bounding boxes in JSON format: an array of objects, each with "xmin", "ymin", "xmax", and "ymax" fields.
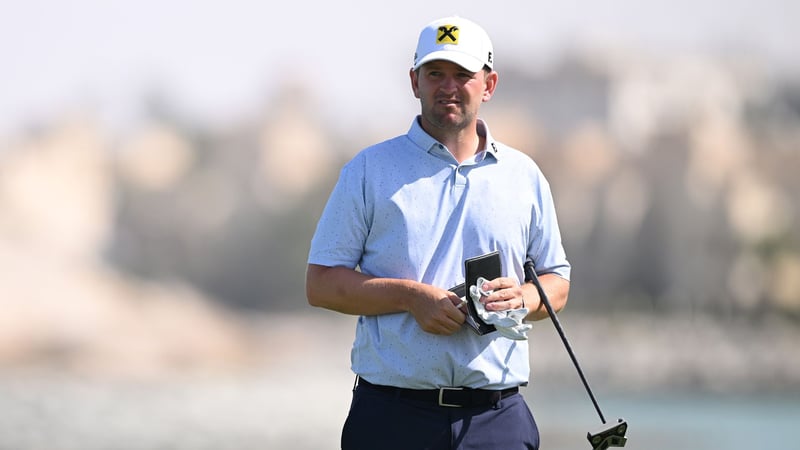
[{"xmin": 469, "ymin": 277, "xmax": 532, "ymax": 340}]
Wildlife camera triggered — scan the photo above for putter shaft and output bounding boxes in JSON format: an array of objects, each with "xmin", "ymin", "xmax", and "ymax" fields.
[{"xmin": 523, "ymin": 260, "xmax": 607, "ymax": 424}]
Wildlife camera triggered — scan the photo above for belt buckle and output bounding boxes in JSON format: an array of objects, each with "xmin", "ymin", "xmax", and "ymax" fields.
[{"xmin": 438, "ymin": 387, "xmax": 464, "ymax": 407}]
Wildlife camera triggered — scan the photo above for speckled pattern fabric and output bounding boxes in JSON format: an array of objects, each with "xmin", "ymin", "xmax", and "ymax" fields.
[{"xmin": 308, "ymin": 116, "xmax": 570, "ymax": 389}]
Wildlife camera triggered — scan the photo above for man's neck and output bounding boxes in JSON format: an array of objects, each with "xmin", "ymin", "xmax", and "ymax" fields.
[
  {"xmin": 422, "ymin": 120, "xmax": 484, "ymax": 164},
  {"xmin": 442, "ymin": 133, "xmax": 484, "ymax": 164}
]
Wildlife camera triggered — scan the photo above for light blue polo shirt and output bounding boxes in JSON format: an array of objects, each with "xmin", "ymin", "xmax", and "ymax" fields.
[{"xmin": 308, "ymin": 117, "xmax": 570, "ymax": 389}]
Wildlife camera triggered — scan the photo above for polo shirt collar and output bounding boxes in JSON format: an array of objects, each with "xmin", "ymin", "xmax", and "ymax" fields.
[{"xmin": 407, "ymin": 116, "xmax": 502, "ymax": 161}]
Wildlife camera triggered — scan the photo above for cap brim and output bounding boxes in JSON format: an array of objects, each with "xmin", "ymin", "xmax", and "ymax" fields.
[{"xmin": 413, "ymin": 51, "xmax": 485, "ymax": 73}]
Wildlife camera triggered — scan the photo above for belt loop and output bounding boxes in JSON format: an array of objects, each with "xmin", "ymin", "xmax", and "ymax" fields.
[
  {"xmin": 491, "ymin": 391, "xmax": 503, "ymax": 410},
  {"xmin": 492, "ymin": 397, "xmax": 502, "ymax": 410}
]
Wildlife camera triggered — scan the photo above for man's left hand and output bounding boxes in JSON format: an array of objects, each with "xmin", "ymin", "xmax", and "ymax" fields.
[{"xmin": 477, "ymin": 277, "xmax": 526, "ymax": 311}]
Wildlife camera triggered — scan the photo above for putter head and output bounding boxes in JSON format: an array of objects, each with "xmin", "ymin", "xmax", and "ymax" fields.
[{"xmin": 587, "ymin": 418, "xmax": 627, "ymax": 449}]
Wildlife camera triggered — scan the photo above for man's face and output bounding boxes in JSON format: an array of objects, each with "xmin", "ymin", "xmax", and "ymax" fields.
[{"xmin": 411, "ymin": 60, "xmax": 497, "ymax": 134}]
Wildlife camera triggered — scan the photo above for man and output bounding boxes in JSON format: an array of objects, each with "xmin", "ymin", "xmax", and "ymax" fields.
[{"xmin": 306, "ymin": 16, "xmax": 570, "ymax": 450}]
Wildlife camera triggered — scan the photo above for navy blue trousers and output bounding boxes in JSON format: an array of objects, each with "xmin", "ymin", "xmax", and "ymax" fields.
[{"xmin": 341, "ymin": 382, "xmax": 539, "ymax": 450}]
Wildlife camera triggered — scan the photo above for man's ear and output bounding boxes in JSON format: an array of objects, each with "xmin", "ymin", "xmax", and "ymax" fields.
[
  {"xmin": 482, "ymin": 71, "xmax": 498, "ymax": 102},
  {"xmin": 410, "ymin": 68, "xmax": 421, "ymax": 99}
]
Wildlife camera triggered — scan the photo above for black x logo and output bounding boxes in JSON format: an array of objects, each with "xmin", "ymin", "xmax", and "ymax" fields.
[{"xmin": 437, "ymin": 26, "xmax": 459, "ymax": 43}]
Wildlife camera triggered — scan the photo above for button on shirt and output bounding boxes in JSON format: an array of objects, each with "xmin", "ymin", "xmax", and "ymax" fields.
[{"xmin": 308, "ymin": 117, "xmax": 570, "ymax": 390}]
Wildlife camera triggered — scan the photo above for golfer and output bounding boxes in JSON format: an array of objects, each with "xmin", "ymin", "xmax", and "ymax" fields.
[{"xmin": 306, "ymin": 15, "xmax": 571, "ymax": 450}]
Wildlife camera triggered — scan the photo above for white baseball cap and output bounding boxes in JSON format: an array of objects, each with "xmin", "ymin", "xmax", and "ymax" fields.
[{"xmin": 413, "ymin": 16, "xmax": 494, "ymax": 73}]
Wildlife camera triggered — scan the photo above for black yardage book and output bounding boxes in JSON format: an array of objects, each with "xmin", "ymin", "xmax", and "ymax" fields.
[{"xmin": 448, "ymin": 251, "xmax": 501, "ymax": 335}]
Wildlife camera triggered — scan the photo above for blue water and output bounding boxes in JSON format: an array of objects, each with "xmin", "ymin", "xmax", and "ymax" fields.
[{"xmin": 522, "ymin": 387, "xmax": 800, "ymax": 449}]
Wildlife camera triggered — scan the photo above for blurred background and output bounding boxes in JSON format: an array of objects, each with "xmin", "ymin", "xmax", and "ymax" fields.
[{"xmin": 1, "ymin": 1, "xmax": 799, "ymax": 449}]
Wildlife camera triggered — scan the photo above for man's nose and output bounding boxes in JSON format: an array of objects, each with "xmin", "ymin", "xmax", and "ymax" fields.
[{"xmin": 439, "ymin": 75, "xmax": 458, "ymax": 92}]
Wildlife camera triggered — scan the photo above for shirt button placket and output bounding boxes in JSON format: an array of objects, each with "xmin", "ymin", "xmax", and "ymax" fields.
[{"xmin": 454, "ymin": 165, "xmax": 467, "ymax": 187}]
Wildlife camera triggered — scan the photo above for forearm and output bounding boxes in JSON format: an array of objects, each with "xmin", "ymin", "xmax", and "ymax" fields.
[
  {"xmin": 521, "ymin": 273, "xmax": 570, "ymax": 321},
  {"xmin": 306, "ymin": 263, "xmax": 433, "ymax": 316}
]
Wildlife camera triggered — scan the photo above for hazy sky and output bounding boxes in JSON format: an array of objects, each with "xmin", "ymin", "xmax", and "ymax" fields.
[{"xmin": 2, "ymin": 0, "xmax": 798, "ymax": 135}]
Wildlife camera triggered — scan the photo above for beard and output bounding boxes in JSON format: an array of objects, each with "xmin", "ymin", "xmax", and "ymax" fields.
[{"xmin": 419, "ymin": 97, "xmax": 476, "ymax": 133}]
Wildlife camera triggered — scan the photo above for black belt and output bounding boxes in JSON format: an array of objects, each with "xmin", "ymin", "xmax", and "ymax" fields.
[{"xmin": 358, "ymin": 378, "xmax": 519, "ymax": 408}]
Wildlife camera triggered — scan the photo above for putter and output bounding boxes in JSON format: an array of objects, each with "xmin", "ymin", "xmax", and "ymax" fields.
[{"xmin": 523, "ymin": 260, "xmax": 628, "ymax": 449}]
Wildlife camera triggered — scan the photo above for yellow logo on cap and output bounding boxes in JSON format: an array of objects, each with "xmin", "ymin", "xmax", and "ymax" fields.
[{"xmin": 436, "ymin": 25, "xmax": 459, "ymax": 45}]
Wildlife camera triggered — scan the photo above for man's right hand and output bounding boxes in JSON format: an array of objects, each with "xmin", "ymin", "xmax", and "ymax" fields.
[{"xmin": 407, "ymin": 289, "xmax": 466, "ymax": 335}]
